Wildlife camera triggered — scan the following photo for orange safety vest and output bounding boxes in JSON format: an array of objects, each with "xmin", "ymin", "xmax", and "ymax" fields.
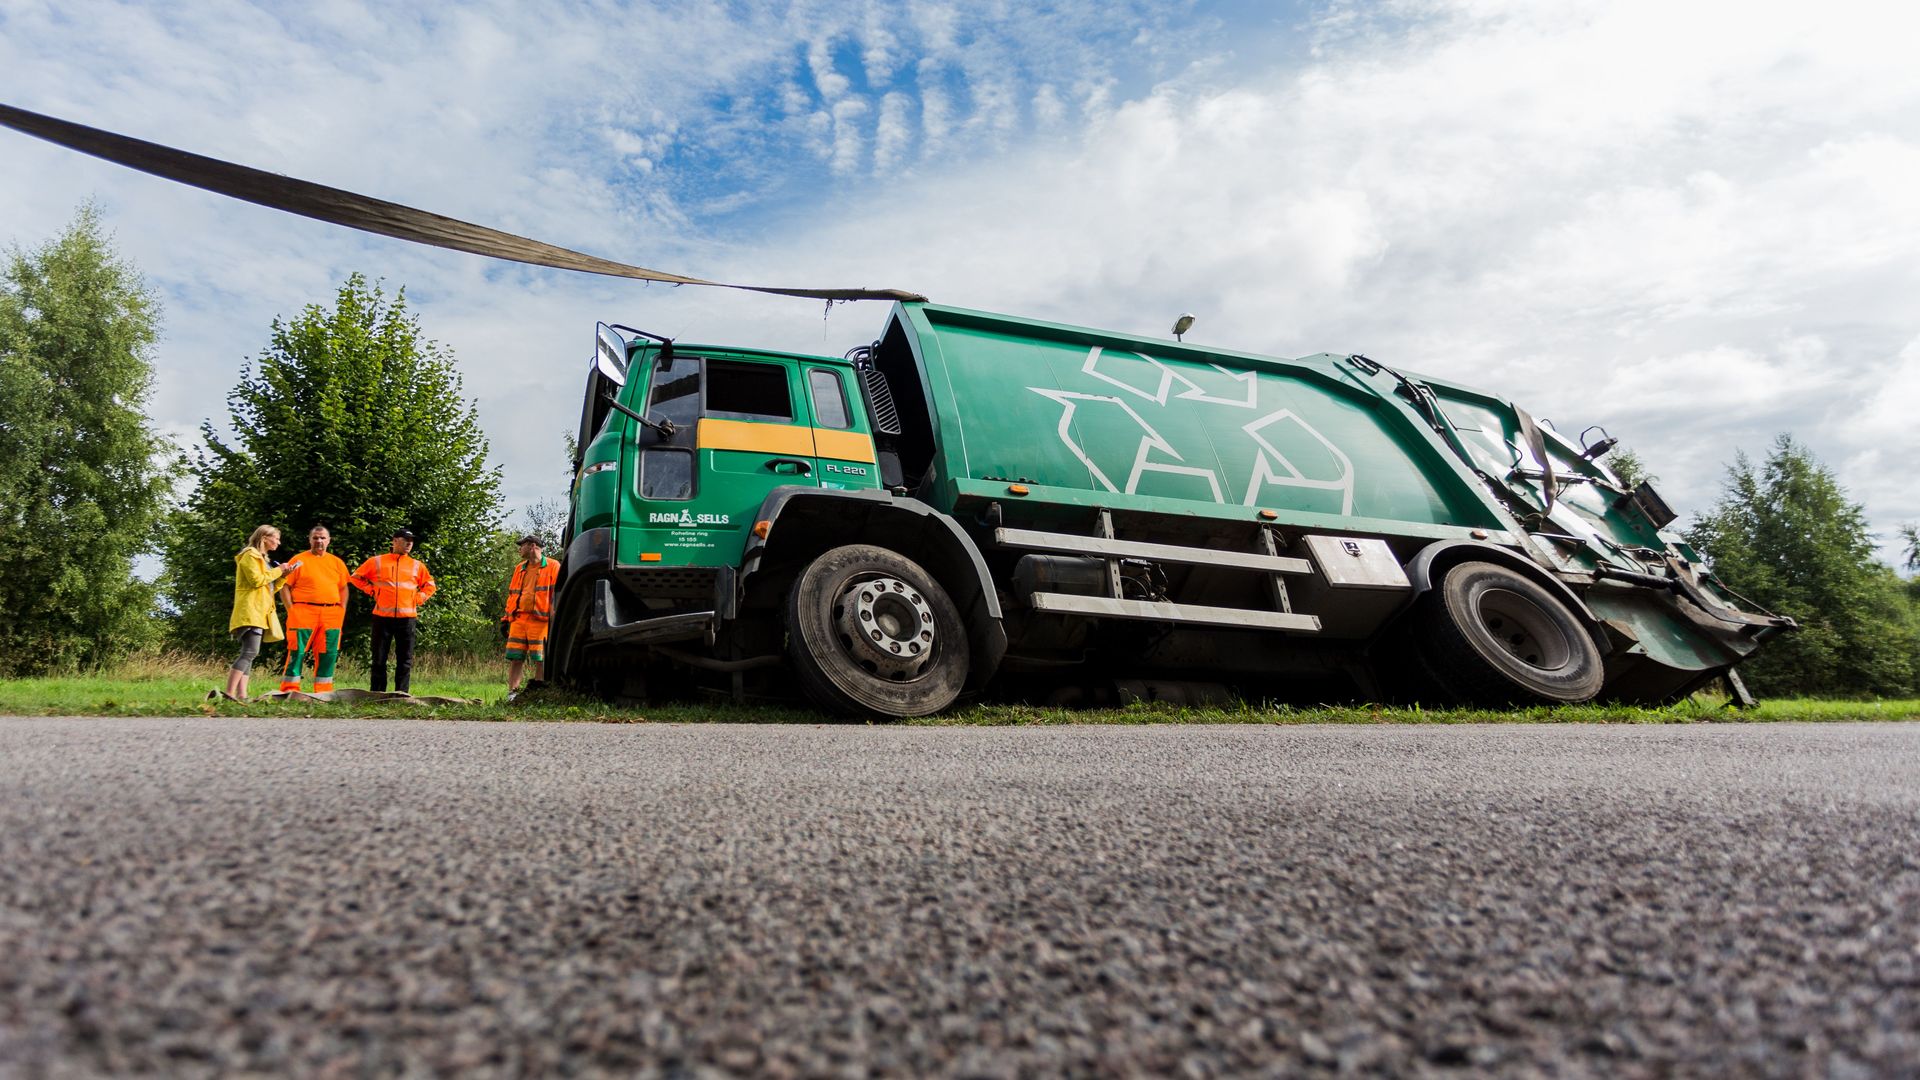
[
  {"xmin": 351, "ymin": 553, "xmax": 437, "ymax": 618},
  {"xmin": 505, "ymin": 556, "xmax": 561, "ymax": 622}
]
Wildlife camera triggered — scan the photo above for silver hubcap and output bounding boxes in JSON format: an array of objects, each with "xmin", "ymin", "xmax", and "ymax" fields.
[
  {"xmin": 1476, "ymin": 588, "xmax": 1572, "ymax": 671},
  {"xmin": 835, "ymin": 576, "xmax": 936, "ymax": 679}
]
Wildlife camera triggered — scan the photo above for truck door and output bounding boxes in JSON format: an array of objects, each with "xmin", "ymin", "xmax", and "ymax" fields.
[
  {"xmin": 622, "ymin": 355, "xmax": 820, "ymax": 567},
  {"xmin": 699, "ymin": 356, "xmax": 821, "ymax": 493}
]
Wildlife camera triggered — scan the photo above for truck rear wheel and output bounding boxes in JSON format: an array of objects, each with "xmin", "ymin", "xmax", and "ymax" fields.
[
  {"xmin": 786, "ymin": 544, "xmax": 969, "ymax": 718},
  {"xmin": 1414, "ymin": 561, "xmax": 1603, "ymax": 706}
]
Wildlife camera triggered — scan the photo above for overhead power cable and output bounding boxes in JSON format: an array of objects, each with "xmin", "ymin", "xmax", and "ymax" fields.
[{"xmin": 0, "ymin": 103, "xmax": 927, "ymax": 303}]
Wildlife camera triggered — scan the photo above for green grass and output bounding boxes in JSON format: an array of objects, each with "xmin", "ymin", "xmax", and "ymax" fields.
[{"xmin": 0, "ymin": 654, "xmax": 1914, "ymax": 724}]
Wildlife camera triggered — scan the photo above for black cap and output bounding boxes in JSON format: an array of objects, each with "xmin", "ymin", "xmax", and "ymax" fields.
[
  {"xmin": 517, "ymin": 534, "xmax": 543, "ymax": 546},
  {"xmin": 393, "ymin": 528, "xmax": 417, "ymax": 541}
]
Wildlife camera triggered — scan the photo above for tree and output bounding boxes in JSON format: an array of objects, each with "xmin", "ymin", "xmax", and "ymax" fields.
[
  {"xmin": 517, "ymin": 497, "xmax": 570, "ymax": 553},
  {"xmin": 1901, "ymin": 523, "xmax": 1919, "ymax": 571},
  {"xmin": 1686, "ymin": 435, "xmax": 1920, "ymax": 697},
  {"xmin": 1607, "ymin": 447, "xmax": 1655, "ymax": 489},
  {"xmin": 0, "ymin": 205, "xmax": 176, "ymax": 675},
  {"xmin": 162, "ymin": 274, "xmax": 503, "ymax": 656}
]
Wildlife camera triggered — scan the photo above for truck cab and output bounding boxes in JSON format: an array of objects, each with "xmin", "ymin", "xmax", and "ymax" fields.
[
  {"xmin": 574, "ymin": 332, "xmax": 883, "ymax": 569},
  {"xmin": 558, "ymin": 325, "xmax": 967, "ymax": 708}
]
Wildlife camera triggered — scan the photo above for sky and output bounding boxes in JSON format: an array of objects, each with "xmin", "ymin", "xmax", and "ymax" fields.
[{"xmin": 2, "ymin": 0, "xmax": 1917, "ymax": 565}]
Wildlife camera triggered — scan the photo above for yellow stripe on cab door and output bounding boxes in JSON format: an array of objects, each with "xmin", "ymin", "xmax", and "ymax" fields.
[
  {"xmin": 695, "ymin": 419, "xmax": 876, "ymax": 463},
  {"xmin": 696, "ymin": 418, "xmax": 815, "ymax": 456}
]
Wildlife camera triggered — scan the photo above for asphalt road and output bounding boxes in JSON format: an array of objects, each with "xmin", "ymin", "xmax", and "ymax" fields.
[{"xmin": 1, "ymin": 719, "xmax": 1916, "ymax": 1077}]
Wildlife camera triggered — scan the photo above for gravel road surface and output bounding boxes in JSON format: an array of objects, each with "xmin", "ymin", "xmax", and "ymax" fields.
[{"xmin": 1, "ymin": 718, "xmax": 1916, "ymax": 1077}]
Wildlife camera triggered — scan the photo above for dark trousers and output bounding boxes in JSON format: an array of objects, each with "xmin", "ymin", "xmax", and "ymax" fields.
[{"xmin": 369, "ymin": 614, "xmax": 418, "ymax": 693}]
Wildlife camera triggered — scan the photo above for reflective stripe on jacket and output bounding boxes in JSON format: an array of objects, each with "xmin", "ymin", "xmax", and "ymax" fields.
[
  {"xmin": 504, "ymin": 556, "xmax": 560, "ymax": 622},
  {"xmin": 351, "ymin": 553, "xmax": 437, "ymax": 617}
]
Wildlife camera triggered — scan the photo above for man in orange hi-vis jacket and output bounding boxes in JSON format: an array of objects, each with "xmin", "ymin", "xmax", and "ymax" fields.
[
  {"xmin": 350, "ymin": 527, "xmax": 436, "ymax": 694},
  {"xmin": 279, "ymin": 524, "xmax": 350, "ymax": 693},
  {"xmin": 503, "ymin": 534, "xmax": 562, "ymax": 697}
]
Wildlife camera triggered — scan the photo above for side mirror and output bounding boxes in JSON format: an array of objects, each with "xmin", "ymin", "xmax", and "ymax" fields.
[{"xmin": 594, "ymin": 323, "xmax": 628, "ymax": 386}]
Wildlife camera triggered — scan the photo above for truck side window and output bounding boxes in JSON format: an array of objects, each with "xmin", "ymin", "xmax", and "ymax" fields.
[
  {"xmin": 641, "ymin": 358, "xmax": 700, "ymax": 500},
  {"xmin": 649, "ymin": 363, "xmax": 702, "ymax": 433},
  {"xmin": 808, "ymin": 369, "xmax": 852, "ymax": 429},
  {"xmin": 705, "ymin": 359, "xmax": 792, "ymax": 422}
]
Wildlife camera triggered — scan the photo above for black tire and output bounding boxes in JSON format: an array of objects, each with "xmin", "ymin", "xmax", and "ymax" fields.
[
  {"xmin": 545, "ymin": 578, "xmax": 593, "ymax": 689},
  {"xmin": 785, "ymin": 544, "xmax": 969, "ymax": 719},
  {"xmin": 1412, "ymin": 561, "xmax": 1604, "ymax": 706}
]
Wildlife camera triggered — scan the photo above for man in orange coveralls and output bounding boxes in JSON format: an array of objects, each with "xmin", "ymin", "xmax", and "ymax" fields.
[
  {"xmin": 503, "ymin": 534, "xmax": 562, "ymax": 698},
  {"xmin": 279, "ymin": 524, "xmax": 351, "ymax": 693},
  {"xmin": 350, "ymin": 527, "xmax": 436, "ymax": 694}
]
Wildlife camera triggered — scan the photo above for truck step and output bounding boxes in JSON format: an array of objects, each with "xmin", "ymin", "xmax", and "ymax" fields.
[
  {"xmin": 592, "ymin": 580, "xmax": 715, "ymax": 645},
  {"xmin": 1027, "ymin": 592, "xmax": 1323, "ymax": 632},
  {"xmin": 995, "ymin": 528, "xmax": 1314, "ymax": 575}
]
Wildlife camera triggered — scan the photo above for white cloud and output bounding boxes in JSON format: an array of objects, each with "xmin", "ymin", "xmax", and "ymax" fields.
[
  {"xmin": 828, "ymin": 97, "xmax": 872, "ymax": 175},
  {"xmin": 917, "ymin": 71, "xmax": 954, "ymax": 156},
  {"xmin": 907, "ymin": 1, "xmax": 959, "ymax": 55},
  {"xmin": 1590, "ymin": 340, "xmax": 1833, "ymax": 419},
  {"xmin": 1857, "ymin": 337, "xmax": 1920, "ymax": 441},
  {"xmin": 873, "ymin": 92, "xmax": 916, "ymax": 173},
  {"xmin": 857, "ymin": 3, "xmax": 901, "ymax": 87},
  {"xmin": 1032, "ymin": 84, "xmax": 1066, "ymax": 128},
  {"xmin": 807, "ymin": 36, "xmax": 853, "ymax": 101},
  {"xmin": 4, "ymin": 0, "xmax": 1918, "ymax": 570}
]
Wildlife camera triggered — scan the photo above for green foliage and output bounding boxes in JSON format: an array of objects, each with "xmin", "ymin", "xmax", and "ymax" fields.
[
  {"xmin": 1901, "ymin": 522, "xmax": 1919, "ymax": 571},
  {"xmin": 1608, "ymin": 447, "xmax": 1655, "ymax": 489},
  {"xmin": 517, "ymin": 497, "xmax": 570, "ymax": 552},
  {"xmin": 162, "ymin": 274, "xmax": 503, "ymax": 657},
  {"xmin": 1686, "ymin": 434, "xmax": 1920, "ymax": 697},
  {"xmin": 474, "ymin": 528, "xmax": 524, "ymax": 648},
  {"xmin": 0, "ymin": 205, "xmax": 177, "ymax": 675}
]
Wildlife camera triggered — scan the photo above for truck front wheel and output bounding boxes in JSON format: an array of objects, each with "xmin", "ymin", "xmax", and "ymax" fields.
[
  {"xmin": 786, "ymin": 544, "xmax": 970, "ymax": 718},
  {"xmin": 1413, "ymin": 561, "xmax": 1604, "ymax": 706}
]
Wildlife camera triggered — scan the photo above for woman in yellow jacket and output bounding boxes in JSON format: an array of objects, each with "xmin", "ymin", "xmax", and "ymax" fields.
[{"xmin": 226, "ymin": 524, "xmax": 289, "ymax": 700}]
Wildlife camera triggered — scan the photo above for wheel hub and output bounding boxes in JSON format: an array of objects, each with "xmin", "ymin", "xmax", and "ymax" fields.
[
  {"xmin": 835, "ymin": 576, "xmax": 936, "ymax": 678},
  {"xmin": 1476, "ymin": 588, "xmax": 1572, "ymax": 671}
]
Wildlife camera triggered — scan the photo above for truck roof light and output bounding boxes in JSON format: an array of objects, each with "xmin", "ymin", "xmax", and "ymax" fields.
[
  {"xmin": 1008, "ymin": 484, "xmax": 1030, "ymax": 496},
  {"xmin": 752, "ymin": 520, "xmax": 772, "ymax": 538},
  {"xmin": 1258, "ymin": 509, "xmax": 1277, "ymax": 520}
]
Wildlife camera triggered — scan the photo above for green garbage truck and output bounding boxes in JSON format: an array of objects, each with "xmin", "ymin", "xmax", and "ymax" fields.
[{"xmin": 553, "ymin": 302, "xmax": 1792, "ymax": 717}]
